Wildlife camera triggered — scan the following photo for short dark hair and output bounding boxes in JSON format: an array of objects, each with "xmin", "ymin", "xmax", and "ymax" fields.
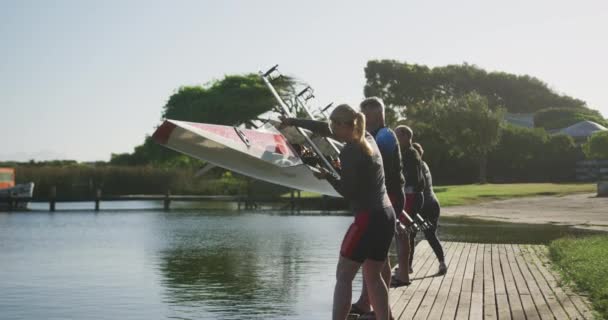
[
  {"xmin": 360, "ymin": 97, "xmax": 385, "ymax": 112},
  {"xmin": 395, "ymin": 125, "xmax": 413, "ymax": 140},
  {"xmin": 412, "ymin": 142, "xmax": 424, "ymax": 157}
]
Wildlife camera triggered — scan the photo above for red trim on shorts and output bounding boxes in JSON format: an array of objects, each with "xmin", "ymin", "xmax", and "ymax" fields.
[
  {"xmin": 340, "ymin": 211, "xmax": 370, "ymax": 258},
  {"xmin": 388, "ymin": 193, "xmax": 397, "ymax": 209}
]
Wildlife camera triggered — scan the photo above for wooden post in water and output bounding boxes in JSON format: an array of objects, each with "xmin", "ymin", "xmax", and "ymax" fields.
[
  {"xmin": 290, "ymin": 190, "xmax": 295, "ymax": 211},
  {"xmin": 7, "ymin": 192, "xmax": 14, "ymax": 211},
  {"xmin": 297, "ymin": 190, "xmax": 301, "ymax": 212},
  {"xmin": 164, "ymin": 190, "xmax": 171, "ymax": 211},
  {"xmin": 95, "ymin": 189, "xmax": 101, "ymax": 211},
  {"xmin": 246, "ymin": 178, "xmax": 252, "ymax": 210},
  {"xmin": 321, "ymin": 195, "xmax": 327, "ymax": 212},
  {"xmin": 50, "ymin": 186, "xmax": 56, "ymax": 212}
]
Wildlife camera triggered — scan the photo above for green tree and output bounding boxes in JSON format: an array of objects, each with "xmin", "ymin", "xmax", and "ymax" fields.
[
  {"xmin": 163, "ymin": 74, "xmax": 296, "ymax": 125},
  {"xmin": 488, "ymin": 125, "xmax": 547, "ymax": 181},
  {"xmin": 427, "ymin": 92, "xmax": 504, "ymax": 183},
  {"xmin": 111, "ymin": 73, "xmax": 296, "ymax": 166},
  {"xmin": 583, "ymin": 131, "xmax": 608, "ymax": 160},
  {"xmin": 488, "ymin": 126, "xmax": 577, "ymax": 182},
  {"xmin": 364, "ymin": 60, "xmax": 594, "ymax": 114},
  {"xmin": 534, "ymin": 107, "xmax": 608, "ymax": 130}
]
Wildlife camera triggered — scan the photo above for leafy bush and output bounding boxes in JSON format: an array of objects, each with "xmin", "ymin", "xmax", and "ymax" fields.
[
  {"xmin": 583, "ymin": 131, "xmax": 608, "ymax": 160},
  {"xmin": 13, "ymin": 165, "xmax": 247, "ymax": 199},
  {"xmin": 487, "ymin": 125, "xmax": 577, "ymax": 182},
  {"xmin": 534, "ymin": 107, "xmax": 608, "ymax": 130}
]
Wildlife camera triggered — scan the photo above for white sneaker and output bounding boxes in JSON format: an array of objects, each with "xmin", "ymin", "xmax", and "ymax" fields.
[{"xmin": 438, "ymin": 262, "xmax": 447, "ymax": 275}]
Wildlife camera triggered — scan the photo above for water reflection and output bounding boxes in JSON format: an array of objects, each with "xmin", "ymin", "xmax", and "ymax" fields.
[
  {"xmin": 155, "ymin": 212, "xmax": 346, "ymax": 319},
  {"xmin": 0, "ymin": 206, "xmax": 604, "ymax": 320}
]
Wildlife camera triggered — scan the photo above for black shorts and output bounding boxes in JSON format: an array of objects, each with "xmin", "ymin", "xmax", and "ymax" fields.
[
  {"xmin": 340, "ymin": 207, "xmax": 396, "ymax": 263},
  {"xmin": 388, "ymin": 192, "xmax": 405, "ymax": 216}
]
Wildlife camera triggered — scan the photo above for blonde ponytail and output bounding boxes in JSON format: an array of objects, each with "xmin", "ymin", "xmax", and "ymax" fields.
[
  {"xmin": 355, "ymin": 112, "xmax": 373, "ymax": 156},
  {"xmin": 330, "ymin": 104, "xmax": 373, "ymax": 156}
]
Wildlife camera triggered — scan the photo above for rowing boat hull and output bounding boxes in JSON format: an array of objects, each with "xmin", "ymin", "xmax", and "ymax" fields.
[{"xmin": 153, "ymin": 119, "xmax": 340, "ymax": 197}]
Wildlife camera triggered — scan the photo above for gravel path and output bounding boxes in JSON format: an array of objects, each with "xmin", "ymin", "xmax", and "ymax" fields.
[{"xmin": 443, "ymin": 193, "xmax": 608, "ymax": 231}]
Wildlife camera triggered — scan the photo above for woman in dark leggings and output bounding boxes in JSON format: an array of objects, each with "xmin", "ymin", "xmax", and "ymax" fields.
[
  {"xmin": 412, "ymin": 143, "xmax": 446, "ymax": 275},
  {"xmin": 281, "ymin": 104, "xmax": 396, "ymax": 320}
]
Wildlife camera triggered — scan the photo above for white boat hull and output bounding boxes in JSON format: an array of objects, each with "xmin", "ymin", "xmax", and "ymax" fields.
[
  {"xmin": 0, "ymin": 182, "xmax": 35, "ymax": 210},
  {"xmin": 153, "ymin": 119, "xmax": 341, "ymax": 197}
]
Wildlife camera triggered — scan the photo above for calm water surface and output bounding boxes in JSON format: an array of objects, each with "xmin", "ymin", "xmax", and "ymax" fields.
[{"xmin": 0, "ymin": 202, "xmax": 601, "ymax": 319}]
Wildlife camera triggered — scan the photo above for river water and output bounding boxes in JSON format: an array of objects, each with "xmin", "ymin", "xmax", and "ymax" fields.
[{"xmin": 0, "ymin": 202, "xmax": 599, "ymax": 319}]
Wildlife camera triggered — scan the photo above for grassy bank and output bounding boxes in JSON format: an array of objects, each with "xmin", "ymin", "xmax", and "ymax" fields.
[
  {"xmin": 283, "ymin": 183, "xmax": 595, "ymax": 206},
  {"xmin": 434, "ymin": 183, "xmax": 595, "ymax": 207},
  {"xmin": 549, "ymin": 236, "xmax": 608, "ymax": 319}
]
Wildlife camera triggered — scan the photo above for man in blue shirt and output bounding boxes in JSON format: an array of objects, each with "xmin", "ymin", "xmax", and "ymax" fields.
[{"xmin": 350, "ymin": 97, "xmax": 411, "ymax": 316}]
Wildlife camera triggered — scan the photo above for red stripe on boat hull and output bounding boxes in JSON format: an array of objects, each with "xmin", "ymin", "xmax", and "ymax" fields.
[{"xmin": 152, "ymin": 121, "xmax": 177, "ymax": 145}]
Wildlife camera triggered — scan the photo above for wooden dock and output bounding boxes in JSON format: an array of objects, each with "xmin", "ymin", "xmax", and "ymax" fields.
[{"xmin": 390, "ymin": 241, "xmax": 594, "ymax": 320}]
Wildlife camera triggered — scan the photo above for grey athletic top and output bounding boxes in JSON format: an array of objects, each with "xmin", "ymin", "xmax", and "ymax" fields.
[
  {"xmin": 421, "ymin": 161, "xmax": 438, "ymax": 202},
  {"xmin": 290, "ymin": 119, "xmax": 392, "ymax": 212}
]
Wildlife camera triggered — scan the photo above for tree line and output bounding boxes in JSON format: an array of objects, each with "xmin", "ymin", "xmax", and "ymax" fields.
[{"xmin": 28, "ymin": 60, "xmax": 605, "ymax": 189}]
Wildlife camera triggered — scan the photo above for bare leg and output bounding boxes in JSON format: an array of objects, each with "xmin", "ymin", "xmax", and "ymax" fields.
[
  {"xmin": 395, "ymin": 232, "xmax": 410, "ymax": 281},
  {"xmin": 333, "ymin": 256, "xmax": 361, "ymax": 320},
  {"xmin": 363, "ymin": 259, "xmax": 391, "ymax": 320},
  {"xmin": 382, "ymin": 259, "xmax": 391, "ymax": 290},
  {"xmin": 354, "ymin": 258, "xmax": 391, "ymax": 311}
]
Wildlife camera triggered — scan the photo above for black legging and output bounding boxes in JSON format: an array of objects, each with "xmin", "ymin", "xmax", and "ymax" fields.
[{"xmin": 409, "ymin": 198, "xmax": 445, "ymax": 266}]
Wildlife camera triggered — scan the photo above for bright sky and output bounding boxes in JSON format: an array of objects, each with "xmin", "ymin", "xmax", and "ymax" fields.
[{"xmin": 1, "ymin": 0, "xmax": 607, "ymax": 162}]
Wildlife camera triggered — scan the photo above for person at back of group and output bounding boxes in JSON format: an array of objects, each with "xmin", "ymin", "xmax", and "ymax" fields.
[{"xmin": 412, "ymin": 142, "xmax": 447, "ymax": 275}]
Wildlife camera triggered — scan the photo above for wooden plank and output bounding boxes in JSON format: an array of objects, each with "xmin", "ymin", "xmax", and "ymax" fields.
[
  {"xmin": 392, "ymin": 241, "xmax": 447, "ymax": 319},
  {"xmin": 492, "ymin": 244, "xmax": 511, "ymax": 320},
  {"xmin": 511, "ymin": 244, "xmax": 554, "ymax": 320},
  {"xmin": 402, "ymin": 242, "xmax": 461, "ymax": 319},
  {"xmin": 529, "ymin": 245, "xmax": 589, "ymax": 320},
  {"xmin": 440, "ymin": 242, "xmax": 472, "ymax": 320},
  {"xmin": 411, "ymin": 240, "xmax": 463, "ymax": 320},
  {"xmin": 390, "ymin": 240, "xmax": 434, "ymax": 306},
  {"xmin": 391, "ymin": 240, "xmax": 437, "ymax": 314},
  {"xmin": 469, "ymin": 243, "xmax": 484, "ymax": 320},
  {"xmin": 425, "ymin": 242, "xmax": 466, "ymax": 320},
  {"xmin": 483, "ymin": 243, "xmax": 497, "ymax": 319},
  {"xmin": 520, "ymin": 245, "xmax": 570, "ymax": 319},
  {"xmin": 395, "ymin": 241, "xmax": 447, "ymax": 319},
  {"xmin": 499, "ymin": 244, "xmax": 525, "ymax": 319},
  {"xmin": 533, "ymin": 245, "xmax": 594, "ymax": 319},
  {"xmin": 455, "ymin": 243, "xmax": 478, "ymax": 320},
  {"xmin": 389, "ymin": 242, "xmax": 595, "ymax": 320}
]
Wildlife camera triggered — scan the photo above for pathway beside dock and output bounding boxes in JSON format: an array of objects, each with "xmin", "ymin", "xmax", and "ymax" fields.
[{"xmin": 390, "ymin": 241, "xmax": 594, "ymax": 320}]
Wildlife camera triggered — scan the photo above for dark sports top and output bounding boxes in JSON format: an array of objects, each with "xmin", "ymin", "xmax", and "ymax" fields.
[
  {"xmin": 402, "ymin": 145, "xmax": 425, "ymax": 193},
  {"xmin": 290, "ymin": 119, "xmax": 392, "ymax": 211},
  {"xmin": 421, "ymin": 161, "xmax": 437, "ymax": 201}
]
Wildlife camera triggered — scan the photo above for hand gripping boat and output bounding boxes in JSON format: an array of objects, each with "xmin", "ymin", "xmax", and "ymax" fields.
[{"xmin": 152, "ymin": 66, "xmax": 343, "ymax": 197}]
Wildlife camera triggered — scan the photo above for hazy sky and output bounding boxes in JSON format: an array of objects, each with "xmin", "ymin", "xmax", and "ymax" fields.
[{"xmin": 1, "ymin": 0, "xmax": 607, "ymax": 161}]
